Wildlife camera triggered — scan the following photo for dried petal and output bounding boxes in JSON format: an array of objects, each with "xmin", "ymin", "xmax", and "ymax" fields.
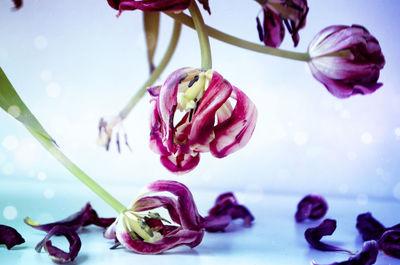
[
  {"xmin": 308, "ymin": 25, "xmax": 385, "ymax": 98},
  {"xmin": 35, "ymin": 225, "xmax": 81, "ymax": 264},
  {"xmin": 204, "ymin": 192, "xmax": 254, "ymax": 232},
  {"xmin": 25, "ymin": 202, "xmax": 114, "ymax": 232},
  {"xmin": 305, "ymin": 219, "xmax": 353, "ymax": 253},
  {"xmin": 295, "ymin": 194, "xmax": 328, "ymax": 222},
  {"xmin": 11, "ymin": 0, "xmax": 23, "ymax": 9},
  {"xmin": 356, "ymin": 212, "xmax": 386, "ymax": 241},
  {"xmin": 378, "ymin": 230, "xmax": 400, "ymax": 258},
  {"xmin": 0, "ymin": 224, "xmax": 25, "ymax": 250},
  {"xmin": 312, "ymin": 240, "xmax": 379, "ymax": 265}
]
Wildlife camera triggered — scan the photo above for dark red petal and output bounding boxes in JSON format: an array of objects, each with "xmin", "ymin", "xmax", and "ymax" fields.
[
  {"xmin": 36, "ymin": 225, "xmax": 81, "ymax": 264},
  {"xmin": 11, "ymin": 0, "xmax": 22, "ymax": 9},
  {"xmin": 0, "ymin": 224, "xmax": 25, "ymax": 250},
  {"xmin": 204, "ymin": 192, "xmax": 254, "ymax": 232},
  {"xmin": 378, "ymin": 230, "xmax": 400, "ymax": 258},
  {"xmin": 295, "ymin": 194, "xmax": 328, "ymax": 222},
  {"xmin": 197, "ymin": 0, "xmax": 211, "ymax": 14},
  {"xmin": 305, "ymin": 219, "xmax": 352, "ymax": 253},
  {"xmin": 261, "ymin": 9, "xmax": 285, "ymax": 48}
]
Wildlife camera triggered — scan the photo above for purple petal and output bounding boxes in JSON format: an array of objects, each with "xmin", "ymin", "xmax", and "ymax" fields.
[
  {"xmin": 116, "ymin": 227, "xmax": 204, "ymax": 254},
  {"xmin": 356, "ymin": 213, "xmax": 386, "ymax": 241},
  {"xmin": 160, "ymin": 153, "xmax": 200, "ymax": 174},
  {"xmin": 148, "ymin": 180, "xmax": 204, "ymax": 230},
  {"xmin": 0, "ymin": 224, "xmax": 25, "ymax": 250},
  {"xmin": 378, "ymin": 230, "xmax": 400, "ymax": 258},
  {"xmin": 312, "ymin": 240, "xmax": 379, "ymax": 265},
  {"xmin": 149, "ymin": 98, "xmax": 170, "ymax": 156},
  {"xmin": 305, "ymin": 219, "xmax": 353, "ymax": 253},
  {"xmin": 295, "ymin": 194, "xmax": 328, "ymax": 222},
  {"xmin": 24, "ymin": 202, "xmax": 113, "ymax": 232},
  {"xmin": 210, "ymin": 86, "xmax": 257, "ymax": 158},
  {"xmin": 118, "ymin": 0, "xmax": 190, "ymax": 14},
  {"xmin": 35, "ymin": 225, "xmax": 81, "ymax": 264},
  {"xmin": 260, "ymin": 9, "xmax": 285, "ymax": 48},
  {"xmin": 204, "ymin": 192, "xmax": 254, "ymax": 232}
]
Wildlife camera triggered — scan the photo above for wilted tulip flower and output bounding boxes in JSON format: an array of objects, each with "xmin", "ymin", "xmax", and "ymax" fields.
[
  {"xmin": 104, "ymin": 180, "xmax": 205, "ymax": 254},
  {"xmin": 308, "ymin": 25, "xmax": 385, "ymax": 98},
  {"xmin": 107, "ymin": 0, "xmax": 210, "ymax": 15},
  {"xmin": 148, "ymin": 67, "xmax": 257, "ymax": 173},
  {"xmin": 256, "ymin": 0, "xmax": 308, "ymax": 48}
]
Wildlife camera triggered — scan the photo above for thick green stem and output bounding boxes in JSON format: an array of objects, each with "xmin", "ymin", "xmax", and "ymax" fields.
[
  {"xmin": 166, "ymin": 12, "xmax": 311, "ymax": 62},
  {"xmin": 27, "ymin": 127, "xmax": 126, "ymax": 214},
  {"xmin": 188, "ymin": 1, "xmax": 212, "ymax": 70},
  {"xmin": 119, "ymin": 21, "xmax": 182, "ymax": 119}
]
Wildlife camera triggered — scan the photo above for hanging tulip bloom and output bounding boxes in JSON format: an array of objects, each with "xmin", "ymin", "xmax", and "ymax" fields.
[
  {"xmin": 107, "ymin": 0, "xmax": 211, "ymax": 15},
  {"xmin": 256, "ymin": 0, "xmax": 309, "ymax": 48},
  {"xmin": 148, "ymin": 67, "xmax": 257, "ymax": 173},
  {"xmin": 308, "ymin": 25, "xmax": 385, "ymax": 98},
  {"xmin": 104, "ymin": 180, "xmax": 205, "ymax": 254}
]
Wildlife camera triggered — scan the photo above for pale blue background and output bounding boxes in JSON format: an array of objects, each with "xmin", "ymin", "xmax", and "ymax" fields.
[{"xmin": 1, "ymin": 1, "xmax": 400, "ymax": 264}]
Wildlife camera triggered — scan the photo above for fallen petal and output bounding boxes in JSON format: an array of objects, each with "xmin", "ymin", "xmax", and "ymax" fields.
[
  {"xmin": 0, "ymin": 224, "xmax": 25, "ymax": 250},
  {"xmin": 36, "ymin": 225, "xmax": 81, "ymax": 264},
  {"xmin": 204, "ymin": 192, "xmax": 254, "ymax": 232},
  {"xmin": 356, "ymin": 212, "xmax": 386, "ymax": 241},
  {"xmin": 305, "ymin": 219, "xmax": 353, "ymax": 253},
  {"xmin": 312, "ymin": 240, "xmax": 379, "ymax": 265},
  {"xmin": 378, "ymin": 230, "xmax": 400, "ymax": 259},
  {"xmin": 295, "ymin": 194, "xmax": 328, "ymax": 222}
]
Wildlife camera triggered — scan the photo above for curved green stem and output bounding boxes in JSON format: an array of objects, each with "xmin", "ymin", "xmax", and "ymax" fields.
[
  {"xmin": 188, "ymin": 0, "xmax": 212, "ymax": 70},
  {"xmin": 27, "ymin": 127, "xmax": 126, "ymax": 214},
  {"xmin": 166, "ymin": 12, "xmax": 311, "ymax": 62},
  {"xmin": 119, "ymin": 21, "xmax": 182, "ymax": 119}
]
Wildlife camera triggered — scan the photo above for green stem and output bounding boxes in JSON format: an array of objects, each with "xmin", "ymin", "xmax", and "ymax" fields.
[
  {"xmin": 27, "ymin": 127, "xmax": 126, "ymax": 214},
  {"xmin": 165, "ymin": 12, "xmax": 311, "ymax": 62},
  {"xmin": 119, "ymin": 21, "xmax": 182, "ymax": 119},
  {"xmin": 187, "ymin": 0, "xmax": 212, "ymax": 70}
]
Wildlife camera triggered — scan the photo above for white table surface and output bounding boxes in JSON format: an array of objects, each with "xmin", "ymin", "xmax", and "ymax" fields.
[{"xmin": 1, "ymin": 181, "xmax": 400, "ymax": 265}]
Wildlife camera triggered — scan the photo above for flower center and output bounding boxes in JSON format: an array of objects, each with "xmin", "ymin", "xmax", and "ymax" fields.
[{"xmin": 177, "ymin": 70, "xmax": 213, "ymax": 112}]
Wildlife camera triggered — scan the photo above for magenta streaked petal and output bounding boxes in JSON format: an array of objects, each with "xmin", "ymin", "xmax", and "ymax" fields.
[
  {"xmin": 147, "ymin": 85, "xmax": 161, "ymax": 98},
  {"xmin": 132, "ymin": 196, "xmax": 181, "ymax": 226},
  {"xmin": 104, "ymin": 219, "xmax": 118, "ymax": 240},
  {"xmin": 0, "ymin": 224, "xmax": 25, "ymax": 250},
  {"xmin": 36, "ymin": 226, "xmax": 81, "ymax": 264},
  {"xmin": 189, "ymin": 71, "xmax": 233, "ymax": 147},
  {"xmin": 118, "ymin": 0, "xmax": 190, "ymax": 13},
  {"xmin": 117, "ymin": 228, "xmax": 204, "ymax": 254},
  {"xmin": 160, "ymin": 153, "xmax": 200, "ymax": 174},
  {"xmin": 216, "ymin": 101, "xmax": 233, "ymax": 124},
  {"xmin": 295, "ymin": 194, "xmax": 328, "ymax": 222},
  {"xmin": 149, "ymin": 99, "xmax": 169, "ymax": 155},
  {"xmin": 210, "ymin": 86, "xmax": 257, "ymax": 158},
  {"xmin": 148, "ymin": 180, "xmax": 204, "ymax": 230},
  {"xmin": 305, "ymin": 219, "xmax": 353, "ymax": 253}
]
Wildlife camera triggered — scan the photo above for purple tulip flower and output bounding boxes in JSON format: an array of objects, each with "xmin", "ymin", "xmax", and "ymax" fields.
[
  {"xmin": 104, "ymin": 180, "xmax": 205, "ymax": 254},
  {"xmin": 256, "ymin": 0, "xmax": 308, "ymax": 47},
  {"xmin": 148, "ymin": 68, "xmax": 257, "ymax": 174},
  {"xmin": 308, "ymin": 25, "xmax": 385, "ymax": 98},
  {"xmin": 295, "ymin": 194, "xmax": 328, "ymax": 222},
  {"xmin": 0, "ymin": 224, "xmax": 25, "ymax": 250},
  {"xmin": 107, "ymin": 0, "xmax": 210, "ymax": 16},
  {"xmin": 204, "ymin": 192, "xmax": 254, "ymax": 232}
]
